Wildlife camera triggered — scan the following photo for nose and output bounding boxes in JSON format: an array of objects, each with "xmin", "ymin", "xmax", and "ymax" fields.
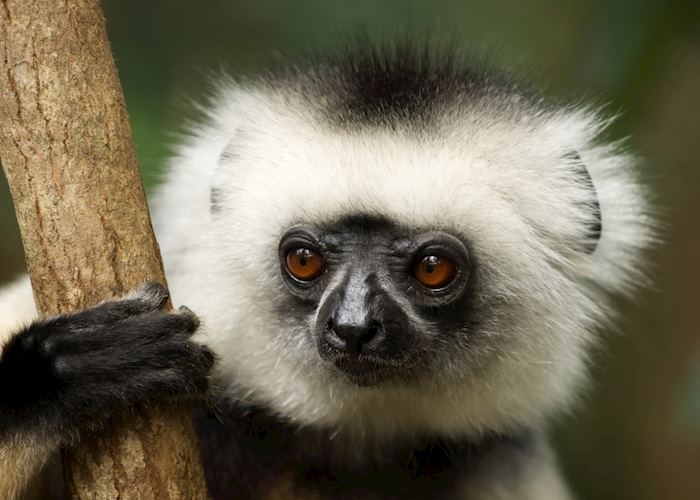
[{"xmin": 325, "ymin": 317, "xmax": 381, "ymax": 355}]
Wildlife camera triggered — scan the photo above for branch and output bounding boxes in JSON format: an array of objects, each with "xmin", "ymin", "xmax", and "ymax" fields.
[{"xmin": 0, "ymin": 0, "xmax": 207, "ymax": 497}]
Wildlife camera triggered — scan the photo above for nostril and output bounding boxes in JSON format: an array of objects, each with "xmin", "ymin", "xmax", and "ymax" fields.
[
  {"xmin": 363, "ymin": 320, "xmax": 381, "ymax": 344},
  {"xmin": 326, "ymin": 319, "xmax": 382, "ymax": 355}
]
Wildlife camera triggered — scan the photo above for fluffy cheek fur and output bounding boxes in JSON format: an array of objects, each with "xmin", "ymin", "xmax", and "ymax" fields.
[{"xmin": 189, "ymin": 253, "xmax": 593, "ymax": 446}]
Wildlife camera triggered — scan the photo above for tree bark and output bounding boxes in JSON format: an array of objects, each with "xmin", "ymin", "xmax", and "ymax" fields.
[{"xmin": 0, "ymin": 0, "xmax": 208, "ymax": 498}]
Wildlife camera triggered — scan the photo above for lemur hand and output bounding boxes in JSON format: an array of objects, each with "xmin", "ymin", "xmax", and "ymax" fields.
[{"xmin": 0, "ymin": 282, "xmax": 214, "ymax": 442}]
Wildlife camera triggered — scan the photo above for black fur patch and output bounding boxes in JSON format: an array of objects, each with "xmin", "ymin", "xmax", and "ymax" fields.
[
  {"xmin": 196, "ymin": 401, "xmax": 536, "ymax": 500},
  {"xmin": 272, "ymin": 42, "xmax": 536, "ymax": 130}
]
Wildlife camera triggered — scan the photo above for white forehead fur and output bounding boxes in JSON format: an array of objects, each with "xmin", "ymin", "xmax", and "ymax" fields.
[{"xmin": 150, "ymin": 83, "xmax": 653, "ymax": 443}]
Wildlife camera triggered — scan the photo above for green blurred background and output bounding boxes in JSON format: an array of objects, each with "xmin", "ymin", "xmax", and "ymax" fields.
[{"xmin": 1, "ymin": 1, "xmax": 699, "ymax": 498}]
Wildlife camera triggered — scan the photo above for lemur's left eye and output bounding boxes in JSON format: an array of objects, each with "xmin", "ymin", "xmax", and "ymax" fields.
[
  {"xmin": 413, "ymin": 255, "xmax": 457, "ymax": 289},
  {"xmin": 285, "ymin": 248, "xmax": 324, "ymax": 282}
]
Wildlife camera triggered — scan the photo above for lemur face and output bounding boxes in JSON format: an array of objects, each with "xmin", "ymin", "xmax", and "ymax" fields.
[
  {"xmin": 195, "ymin": 117, "xmax": 626, "ymax": 437},
  {"xmin": 173, "ymin": 49, "xmax": 650, "ymax": 437},
  {"xmin": 277, "ymin": 216, "xmax": 473, "ymax": 386}
]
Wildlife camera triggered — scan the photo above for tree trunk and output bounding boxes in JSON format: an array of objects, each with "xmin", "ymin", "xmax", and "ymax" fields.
[{"xmin": 0, "ymin": 0, "xmax": 208, "ymax": 498}]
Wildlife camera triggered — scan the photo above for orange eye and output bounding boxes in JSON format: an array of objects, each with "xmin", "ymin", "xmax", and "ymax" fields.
[
  {"xmin": 285, "ymin": 248, "xmax": 324, "ymax": 282},
  {"xmin": 413, "ymin": 255, "xmax": 457, "ymax": 289}
]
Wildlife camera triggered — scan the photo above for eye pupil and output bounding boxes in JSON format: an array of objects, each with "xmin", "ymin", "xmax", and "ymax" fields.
[{"xmin": 299, "ymin": 256, "xmax": 307, "ymax": 266}]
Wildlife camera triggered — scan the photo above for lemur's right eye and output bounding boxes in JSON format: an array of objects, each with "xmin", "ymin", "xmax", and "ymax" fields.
[{"xmin": 285, "ymin": 248, "xmax": 324, "ymax": 282}]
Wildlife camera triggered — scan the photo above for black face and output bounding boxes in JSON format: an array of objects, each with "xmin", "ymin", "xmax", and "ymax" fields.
[{"xmin": 278, "ymin": 216, "xmax": 473, "ymax": 386}]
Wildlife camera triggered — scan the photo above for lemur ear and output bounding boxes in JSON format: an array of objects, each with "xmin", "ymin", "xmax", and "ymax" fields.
[
  {"xmin": 567, "ymin": 151, "xmax": 602, "ymax": 253},
  {"xmin": 211, "ymin": 132, "xmax": 246, "ymax": 215}
]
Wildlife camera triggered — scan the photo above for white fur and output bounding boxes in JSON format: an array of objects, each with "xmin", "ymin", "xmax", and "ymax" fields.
[
  {"xmin": 145, "ymin": 82, "xmax": 653, "ymax": 448},
  {"xmin": 0, "ymin": 276, "xmax": 36, "ymax": 346}
]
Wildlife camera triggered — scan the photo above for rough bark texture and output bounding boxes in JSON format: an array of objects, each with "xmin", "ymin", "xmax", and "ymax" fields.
[{"xmin": 0, "ymin": 0, "xmax": 208, "ymax": 498}]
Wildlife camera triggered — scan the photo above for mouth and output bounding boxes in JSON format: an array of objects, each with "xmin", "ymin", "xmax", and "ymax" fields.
[
  {"xmin": 327, "ymin": 351, "xmax": 413, "ymax": 387},
  {"xmin": 333, "ymin": 359, "xmax": 386, "ymax": 386},
  {"xmin": 316, "ymin": 340, "xmax": 414, "ymax": 386},
  {"xmin": 332, "ymin": 353, "xmax": 381, "ymax": 379}
]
